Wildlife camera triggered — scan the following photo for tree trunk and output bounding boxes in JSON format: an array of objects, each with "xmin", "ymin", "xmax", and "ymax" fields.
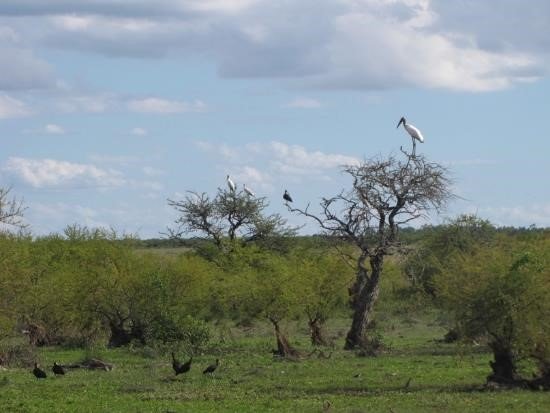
[
  {"xmin": 108, "ymin": 320, "xmax": 132, "ymax": 347},
  {"xmin": 344, "ymin": 255, "xmax": 383, "ymax": 350},
  {"xmin": 487, "ymin": 342, "xmax": 517, "ymax": 383},
  {"xmin": 269, "ymin": 318, "xmax": 299, "ymax": 358},
  {"xmin": 130, "ymin": 321, "xmax": 147, "ymax": 345},
  {"xmin": 348, "ymin": 253, "xmax": 368, "ymax": 308},
  {"xmin": 308, "ymin": 316, "xmax": 329, "ymax": 346}
]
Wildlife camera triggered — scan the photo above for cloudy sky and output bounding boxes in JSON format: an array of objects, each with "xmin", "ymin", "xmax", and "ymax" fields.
[{"xmin": 1, "ymin": 0, "xmax": 549, "ymax": 237}]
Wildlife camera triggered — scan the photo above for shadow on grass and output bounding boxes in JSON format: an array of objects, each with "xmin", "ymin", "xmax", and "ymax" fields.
[{"xmin": 294, "ymin": 382, "xmax": 486, "ymax": 397}]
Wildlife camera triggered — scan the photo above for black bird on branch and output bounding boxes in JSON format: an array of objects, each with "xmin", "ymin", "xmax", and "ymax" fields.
[
  {"xmin": 32, "ymin": 363, "xmax": 47, "ymax": 379},
  {"xmin": 171, "ymin": 352, "xmax": 192, "ymax": 376},
  {"xmin": 203, "ymin": 359, "xmax": 220, "ymax": 374},
  {"xmin": 52, "ymin": 362, "xmax": 66, "ymax": 376},
  {"xmin": 283, "ymin": 190, "xmax": 293, "ymax": 203}
]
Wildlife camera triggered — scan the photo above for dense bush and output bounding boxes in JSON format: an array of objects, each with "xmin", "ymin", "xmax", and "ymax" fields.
[
  {"xmin": 436, "ymin": 234, "xmax": 550, "ymax": 384},
  {"xmin": 0, "ymin": 227, "xmax": 353, "ymax": 353},
  {"xmin": 403, "ymin": 215, "xmax": 496, "ymax": 296}
]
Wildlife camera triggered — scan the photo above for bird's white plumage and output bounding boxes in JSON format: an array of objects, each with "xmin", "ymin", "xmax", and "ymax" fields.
[
  {"xmin": 404, "ymin": 123, "xmax": 424, "ymax": 143},
  {"xmin": 243, "ymin": 184, "xmax": 255, "ymax": 197},
  {"xmin": 226, "ymin": 175, "xmax": 236, "ymax": 192}
]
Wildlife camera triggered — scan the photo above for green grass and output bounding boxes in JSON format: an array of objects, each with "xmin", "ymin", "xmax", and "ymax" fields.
[{"xmin": 2, "ymin": 317, "xmax": 549, "ymax": 413}]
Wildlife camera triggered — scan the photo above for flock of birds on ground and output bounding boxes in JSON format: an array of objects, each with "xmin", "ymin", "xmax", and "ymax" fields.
[
  {"xmin": 226, "ymin": 116, "xmax": 423, "ymax": 203},
  {"xmin": 29, "ymin": 117, "xmax": 423, "ymax": 381},
  {"xmin": 31, "ymin": 354, "xmax": 219, "ymax": 379}
]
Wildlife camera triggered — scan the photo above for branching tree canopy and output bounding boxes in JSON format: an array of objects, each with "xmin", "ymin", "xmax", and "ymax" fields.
[
  {"xmin": 404, "ymin": 214, "xmax": 496, "ymax": 296},
  {"xmin": 167, "ymin": 187, "xmax": 296, "ymax": 253},
  {"xmin": 0, "ymin": 187, "xmax": 26, "ymax": 230},
  {"xmin": 288, "ymin": 151, "xmax": 453, "ymax": 350}
]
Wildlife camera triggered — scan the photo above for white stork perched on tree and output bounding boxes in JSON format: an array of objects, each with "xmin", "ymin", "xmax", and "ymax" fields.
[
  {"xmin": 397, "ymin": 117, "xmax": 424, "ymax": 155},
  {"xmin": 226, "ymin": 175, "xmax": 236, "ymax": 192},
  {"xmin": 243, "ymin": 184, "xmax": 255, "ymax": 197}
]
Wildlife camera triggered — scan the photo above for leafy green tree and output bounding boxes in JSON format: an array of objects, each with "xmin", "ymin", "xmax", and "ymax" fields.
[
  {"xmin": 293, "ymin": 249, "xmax": 353, "ymax": 346},
  {"xmin": 404, "ymin": 214, "xmax": 496, "ymax": 296},
  {"xmin": 214, "ymin": 245, "xmax": 303, "ymax": 357},
  {"xmin": 436, "ymin": 236, "xmax": 550, "ymax": 385},
  {"xmin": 0, "ymin": 234, "xmax": 32, "ymax": 339}
]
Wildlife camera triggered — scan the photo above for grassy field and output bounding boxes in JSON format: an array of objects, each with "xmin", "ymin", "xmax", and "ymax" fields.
[{"xmin": 1, "ymin": 316, "xmax": 549, "ymax": 413}]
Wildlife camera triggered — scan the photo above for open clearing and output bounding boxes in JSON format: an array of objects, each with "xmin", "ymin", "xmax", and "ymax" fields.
[{"xmin": 2, "ymin": 316, "xmax": 549, "ymax": 413}]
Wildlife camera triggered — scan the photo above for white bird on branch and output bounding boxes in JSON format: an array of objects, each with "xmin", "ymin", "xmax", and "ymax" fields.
[
  {"xmin": 226, "ymin": 175, "xmax": 236, "ymax": 192},
  {"xmin": 397, "ymin": 116, "xmax": 424, "ymax": 155},
  {"xmin": 243, "ymin": 184, "xmax": 255, "ymax": 197}
]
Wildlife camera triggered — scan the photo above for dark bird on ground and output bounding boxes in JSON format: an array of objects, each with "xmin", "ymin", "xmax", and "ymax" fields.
[
  {"xmin": 171, "ymin": 352, "xmax": 193, "ymax": 376},
  {"xmin": 52, "ymin": 362, "xmax": 66, "ymax": 376},
  {"xmin": 404, "ymin": 377, "xmax": 412, "ymax": 389},
  {"xmin": 203, "ymin": 358, "xmax": 220, "ymax": 374},
  {"xmin": 283, "ymin": 190, "xmax": 293, "ymax": 203},
  {"xmin": 32, "ymin": 363, "xmax": 47, "ymax": 379}
]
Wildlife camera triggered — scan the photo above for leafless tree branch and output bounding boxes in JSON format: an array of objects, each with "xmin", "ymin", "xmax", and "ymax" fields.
[
  {"xmin": 287, "ymin": 149, "xmax": 453, "ymax": 349},
  {"xmin": 0, "ymin": 187, "xmax": 27, "ymax": 230}
]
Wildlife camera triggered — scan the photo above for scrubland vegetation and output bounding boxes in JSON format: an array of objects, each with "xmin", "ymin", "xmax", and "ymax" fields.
[
  {"xmin": 1, "ymin": 150, "xmax": 549, "ymax": 412},
  {"xmin": 0, "ymin": 222, "xmax": 549, "ymax": 412}
]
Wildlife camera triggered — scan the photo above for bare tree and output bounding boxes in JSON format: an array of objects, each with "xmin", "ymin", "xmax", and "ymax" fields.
[
  {"xmin": 288, "ymin": 150, "xmax": 452, "ymax": 350},
  {"xmin": 0, "ymin": 187, "xmax": 26, "ymax": 230},
  {"xmin": 167, "ymin": 187, "xmax": 295, "ymax": 252}
]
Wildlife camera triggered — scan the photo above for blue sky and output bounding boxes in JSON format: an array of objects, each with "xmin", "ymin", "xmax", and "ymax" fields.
[{"xmin": 0, "ymin": 0, "xmax": 549, "ymax": 237}]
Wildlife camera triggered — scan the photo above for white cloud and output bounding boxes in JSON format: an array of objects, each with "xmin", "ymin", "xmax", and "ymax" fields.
[
  {"xmin": 268, "ymin": 141, "xmax": 360, "ymax": 175},
  {"xmin": 0, "ymin": 25, "xmax": 54, "ymax": 91},
  {"xmin": 473, "ymin": 203, "xmax": 550, "ymax": 228},
  {"xmin": 284, "ymin": 97, "xmax": 321, "ymax": 109},
  {"xmin": 231, "ymin": 166, "xmax": 272, "ymax": 191},
  {"xmin": 40, "ymin": 86, "xmax": 205, "ymax": 116},
  {"xmin": 3, "ymin": 157, "xmax": 125, "ymax": 189},
  {"xmin": 53, "ymin": 93, "xmax": 113, "ymax": 113},
  {"xmin": 89, "ymin": 154, "xmax": 139, "ymax": 165},
  {"xmin": 197, "ymin": 139, "xmax": 359, "ymax": 185},
  {"xmin": 186, "ymin": 0, "xmax": 259, "ymax": 13},
  {"xmin": 131, "ymin": 127, "xmax": 148, "ymax": 136},
  {"xmin": 3, "ymin": 0, "xmax": 544, "ymax": 92},
  {"xmin": 44, "ymin": 123, "xmax": 65, "ymax": 134},
  {"xmin": 0, "ymin": 94, "xmax": 31, "ymax": 118},
  {"xmin": 136, "ymin": 180, "xmax": 163, "ymax": 191},
  {"xmin": 51, "ymin": 14, "xmax": 157, "ymax": 33},
  {"xmin": 311, "ymin": 7, "xmax": 535, "ymax": 92},
  {"xmin": 128, "ymin": 97, "xmax": 206, "ymax": 114},
  {"xmin": 142, "ymin": 166, "xmax": 164, "ymax": 177},
  {"xmin": 194, "ymin": 141, "xmax": 238, "ymax": 161}
]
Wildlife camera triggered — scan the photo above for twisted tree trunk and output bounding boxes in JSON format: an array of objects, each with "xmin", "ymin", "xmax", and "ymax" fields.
[
  {"xmin": 108, "ymin": 320, "xmax": 132, "ymax": 347},
  {"xmin": 344, "ymin": 255, "xmax": 383, "ymax": 350},
  {"xmin": 487, "ymin": 342, "xmax": 517, "ymax": 383},
  {"xmin": 269, "ymin": 317, "xmax": 299, "ymax": 358},
  {"xmin": 308, "ymin": 316, "xmax": 329, "ymax": 346}
]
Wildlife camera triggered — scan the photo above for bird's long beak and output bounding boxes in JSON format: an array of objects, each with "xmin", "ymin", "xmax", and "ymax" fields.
[{"xmin": 396, "ymin": 118, "xmax": 404, "ymax": 128}]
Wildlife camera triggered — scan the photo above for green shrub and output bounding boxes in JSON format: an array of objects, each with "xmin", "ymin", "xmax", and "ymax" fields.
[{"xmin": 0, "ymin": 336, "xmax": 36, "ymax": 367}]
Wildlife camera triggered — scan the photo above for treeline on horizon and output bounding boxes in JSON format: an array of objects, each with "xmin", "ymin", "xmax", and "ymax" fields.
[{"xmin": 139, "ymin": 224, "xmax": 550, "ymax": 249}]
